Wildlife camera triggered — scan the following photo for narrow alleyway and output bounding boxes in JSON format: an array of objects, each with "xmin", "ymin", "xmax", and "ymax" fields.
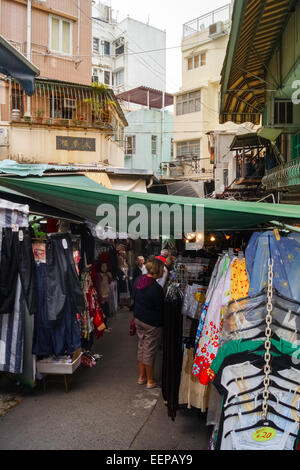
[{"xmin": 0, "ymin": 309, "xmax": 211, "ymax": 450}]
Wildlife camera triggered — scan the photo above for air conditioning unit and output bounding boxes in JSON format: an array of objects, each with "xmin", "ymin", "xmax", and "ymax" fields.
[
  {"xmin": 209, "ymin": 21, "xmax": 225, "ymax": 38},
  {"xmin": 0, "ymin": 127, "xmax": 8, "ymax": 147},
  {"xmin": 63, "ymin": 98, "xmax": 76, "ymax": 109}
]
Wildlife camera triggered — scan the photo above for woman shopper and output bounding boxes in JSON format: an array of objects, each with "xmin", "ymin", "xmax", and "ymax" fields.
[
  {"xmin": 132, "ymin": 256, "xmax": 147, "ymax": 285},
  {"xmin": 133, "ymin": 258, "xmax": 165, "ymax": 389}
]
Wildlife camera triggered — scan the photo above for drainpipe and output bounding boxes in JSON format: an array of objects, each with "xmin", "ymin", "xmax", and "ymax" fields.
[
  {"xmin": 160, "ymin": 91, "xmax": 165, "ymax": 171},
  {"xmin": 25, "ymin": 0, "xmax": 32, "ymax": 117}
]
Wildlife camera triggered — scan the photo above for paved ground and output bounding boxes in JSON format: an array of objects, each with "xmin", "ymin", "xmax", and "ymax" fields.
[{"xmin": 0, "ymin": 309, "xmax": 211, "ymax": 450}]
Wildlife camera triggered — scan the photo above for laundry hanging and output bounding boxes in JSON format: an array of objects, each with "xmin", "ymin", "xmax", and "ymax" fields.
[{"xmin": 0, "ymin": 199, "xmax": 30, "ymax": 374}]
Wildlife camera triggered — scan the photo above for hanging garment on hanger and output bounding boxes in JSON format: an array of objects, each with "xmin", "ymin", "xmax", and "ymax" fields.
[
  {"xmin": 192, "ymin": 258, "xmax": 234, "ymax": 383},
  {"xmin": 46, "ymin": 233, "xmax": 85, "ymax": 321},
  {"xmin": 194, "ymin": 255, "xmax": 226, "ymax": 354},
  {"xmin": 246, "ymin": 231, "xmax": 300, "ymax": 302},
  {"xmin": 32, "ymin": 263, "xmax": 82, "ymax": 357},
  {"xmin": 0, "ymin": 227, "xmax": 36, "ymax": 316},
  {"xmin": 230, "ymin": 258, "xmax": 249, "ymax": 301},
  {"xmin": 0, "ymin": 199, "xmax": 30, "ymax": 375},
  {"xmin": 0, "ymin": 276, "xmax": 24, "ymax": 374},
  {"xmin": 161, "ymin": 283, "xmax": 184, "ymax": 421}
]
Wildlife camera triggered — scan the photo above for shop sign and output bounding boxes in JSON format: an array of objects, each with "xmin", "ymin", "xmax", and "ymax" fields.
[{"xmin": 56, "ymin": 136, "xmax": 96, "ymax": 151}]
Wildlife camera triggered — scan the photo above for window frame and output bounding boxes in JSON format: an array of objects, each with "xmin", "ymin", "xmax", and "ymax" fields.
[
  {"xmin": 49, "ymin": 15, "xmax": 73, "ymax": 57},
  {"xmin": 176, "ymin": 90, "xmax": 201, "ymax": 116},
  {"xmin": 151, "ymin": 135, "xmax": 158, "ymax": 156},
  {"xmin": 126, "ymin": 135, "xmax": 136, "ymax": 155},
  {"xmin": 93, "ymin": 37, "xmax": 100, "ymax": 53},
  {"xmin": 176, "ymin": 140, "xmax": 201, "ymax": 159},
  {"xmin": 103, "ymin": 41, "xmax": 111, "ymax": 56}
]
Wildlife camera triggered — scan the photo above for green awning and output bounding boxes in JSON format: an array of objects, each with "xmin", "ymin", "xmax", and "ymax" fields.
[{"xmin": 0, "ymin": 175, "xmax": 299, "ymax": 234}]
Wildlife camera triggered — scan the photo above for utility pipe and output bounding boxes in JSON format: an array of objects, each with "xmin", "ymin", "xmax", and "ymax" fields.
[{"xmin": 25, "ymin": 0, "xmax": 32, "ymax": 117}]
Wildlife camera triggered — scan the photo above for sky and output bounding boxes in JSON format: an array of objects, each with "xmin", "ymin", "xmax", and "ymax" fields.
[{"xmin": 110, "ymin": 0, "xmax": 230, "ymax": 93}]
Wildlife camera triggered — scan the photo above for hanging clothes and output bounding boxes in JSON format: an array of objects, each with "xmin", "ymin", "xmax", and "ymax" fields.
[
  {"xmin": 0, "ymin": 227, "xmax": 36, "ymax": 316},
  {"xmin": 246, "ymin": 231, "xmax": 300, "ymax": 302},
  {"xmin": 46, "ymin": 233, "xmax": 85, "ymax": 322},
  {"xmin": 32, "ymin": 263, "xmax": 82, "ymax": 357},
  {"xmin": 161, "ymin": 283, "xmax": 184, "ymax": 421},
  {"xmin": 193, "ymin": 256, "xmax": 235, "ymax": 383},
  {"xmin": 0, "ymin": 199, "xmax": 30, "ymax": 375}
]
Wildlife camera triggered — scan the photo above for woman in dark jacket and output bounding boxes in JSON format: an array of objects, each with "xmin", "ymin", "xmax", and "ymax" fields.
[{"xmin": 133, "ymin": 258, "xmax": 165, "ymax": 389}]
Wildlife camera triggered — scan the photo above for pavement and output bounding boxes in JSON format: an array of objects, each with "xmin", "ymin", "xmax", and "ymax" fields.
[{"xmin": 0, "ymin": 309, "xmax": 211, "ymax": 450}]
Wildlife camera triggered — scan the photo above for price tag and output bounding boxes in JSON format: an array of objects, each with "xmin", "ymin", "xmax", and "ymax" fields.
[
  {"xmin": 274, "ymin": 229, "xmax": 280, "ymax": 241},
  {"xmin": 12, "ymin": 224, "xmax": 19, "ymax": 232},
  {"xmin": 62, "ymin": 239, "xmax": 68, "ymax": 250},
  {"xmin": 18, "ymin": 230, "xmax": 24, "ymax": 242},
  {"xmin": 252, "ymin": 427, "xmax": 277, "ymax": 442}
]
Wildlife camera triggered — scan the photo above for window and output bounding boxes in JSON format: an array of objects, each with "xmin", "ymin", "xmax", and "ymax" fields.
[
  {"xmin": 114, "ymin": 69, "xmax": 124, "ymax": 87},
  {"xmin": 177, "ymin": 140, "xmax": 200, "ymax": 159},
  {"xmin": 126, "ymin": 136, "xmax": 136, "ymax": 155},
  {"xmin": 274, "ymin": 100, "xmax": 293, "ymax": 125},
  {"xmin": 104, "ymin": 41, "xmax": 110, "ymax": 55},
  {"xmin": 50, "ymin": 16, "xmax": 72, "ymax": 55},
  {"xmin": 176, "ymin": 91, "xmax": 201, "ymax": 116},
  {"xmin": 171, "ymin": 139, "xmax": 174, "ymax": 158},
  {"xmin": 187, "ymin": 52, "xmax": 206, "ymax": 70},
  {"xmin": 93, "ymin": 37, "xmax": 100, "ymax": 53},
  {"xmin": 151, "ymin": 135, "xmax": 157, "ymax": 156},
  {"xmin": 104, "ymin": 71, "xmax": 111, "ymax": 85},
  {"xmin": 92, "ymin": 68, "xmax": 99, "ymax": 83},
  {"xmin": 115, "ymin": 38, "xmax": 125, "ymax": 56},
  {"xmin": 50, "ymin": 95, "xmax": 73, "ymax": 119}
]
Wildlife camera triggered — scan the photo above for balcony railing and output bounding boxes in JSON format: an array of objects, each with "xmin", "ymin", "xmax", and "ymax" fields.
[
  {"xmin": 262, "ymin": 157, "xmax": 300, "ymax": 190},
  {"xmin": 159, "ymin": 156, "xmax": 213, "ymax": 179},
  {"xmin": 183, "ymin": 4, "xmax": 230, "ymax": 38},
  {"xmin": 9, "ymin": 80, "xmax": 115, "ymax": 131}
]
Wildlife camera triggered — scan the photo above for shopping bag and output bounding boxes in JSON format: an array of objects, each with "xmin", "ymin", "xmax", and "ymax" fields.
[{"xmin": 130, "ymin": 317, "xmax": 136, "ymax": 336}]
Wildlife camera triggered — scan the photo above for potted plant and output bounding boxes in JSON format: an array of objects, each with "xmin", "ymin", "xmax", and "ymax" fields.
[
  {"xmin": 34, "ymin": 109, "xmax": 44, "ymax": 123},
  {"xmin": 82, "ymin": 82, "xmax": 116, "ymax": 126}
]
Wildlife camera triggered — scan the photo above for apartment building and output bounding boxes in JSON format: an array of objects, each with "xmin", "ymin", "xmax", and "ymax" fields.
[
  {"xmin": 171, "ymin": 4, "xmax": 238, "ymax": 189},
  {"xmin": 92, "ymin": 0, "xmax": 166, "ymax": 94},
  {"xmin": 0, "ymin": 0, "xmax": 127, "ymax": 166}
]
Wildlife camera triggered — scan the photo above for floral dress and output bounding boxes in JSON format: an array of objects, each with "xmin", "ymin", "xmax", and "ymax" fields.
[{"xmin": 192, "ymin": 258, "xmax": 234, "ymax": 384}]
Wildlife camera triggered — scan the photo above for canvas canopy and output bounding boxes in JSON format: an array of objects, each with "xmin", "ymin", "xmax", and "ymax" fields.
[{"xmin": 0, "ymin": 175, "xmax": 299, "ymax": 235}]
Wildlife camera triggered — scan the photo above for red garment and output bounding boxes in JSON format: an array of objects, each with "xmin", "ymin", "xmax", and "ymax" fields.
[
  {"xmin": 46, "ymin": 218, "xmax": 59, "ymax": 233},
  {"xmin": 156, "ymin": 256, "xmax": 166, "ymax": 264}
]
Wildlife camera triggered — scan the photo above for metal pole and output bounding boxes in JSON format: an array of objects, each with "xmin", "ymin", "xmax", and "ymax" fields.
[{"xmin": 25, "ymin": 0, "xmax": 31, "ymax": 117}]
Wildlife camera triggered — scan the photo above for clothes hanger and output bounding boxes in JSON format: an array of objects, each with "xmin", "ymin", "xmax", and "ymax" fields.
[
  {"xmin": 223, "ymin": 415, "xmax": 298, "ymax": 440},
  {"xmin": 227, "ymin": 378, "xmax": 300, "ymax": 405},
  {"xmin": 224, "ymin": 392, "xmax": 300, "ymax": 414},
  {"xmin": 223, "ymin": 402, "xmax": 299, "ymax": 427}
]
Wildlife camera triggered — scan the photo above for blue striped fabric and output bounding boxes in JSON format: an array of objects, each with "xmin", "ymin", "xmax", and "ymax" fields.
[{"xmin": 0, "ymin": 199, "xmax": 28, "ymax": 374}]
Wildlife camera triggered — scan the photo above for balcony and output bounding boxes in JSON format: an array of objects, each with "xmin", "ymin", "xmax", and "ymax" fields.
[
  {"xmin": 183, "ymin": 4, "xmax": 230, "ymax": 38},
  {"xmin": 9, "ymin": 79, "xmax": 119, "ymax": 132},
  {"xmin": 159, "ymin": 156, "xmax": 213, "ymax": 180},
  {"xmin": 262, "ymin": 157, "xmax": 300, "ymax": 191}
]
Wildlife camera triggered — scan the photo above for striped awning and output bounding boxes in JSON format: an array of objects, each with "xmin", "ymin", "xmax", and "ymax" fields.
[{"xmin": 220, "ymin": 0, "xmax": 296, "ymax": 125}]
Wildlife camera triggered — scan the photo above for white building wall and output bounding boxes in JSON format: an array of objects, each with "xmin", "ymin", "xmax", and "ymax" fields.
[{"xmin": 92, "ymin": 3, "xmax": 166, "ymax": 93}]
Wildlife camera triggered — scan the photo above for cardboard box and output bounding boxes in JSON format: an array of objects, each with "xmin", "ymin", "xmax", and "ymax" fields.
[{"xmin": 36, "ymin": 349, "xmax": 82, "ymax": 375}]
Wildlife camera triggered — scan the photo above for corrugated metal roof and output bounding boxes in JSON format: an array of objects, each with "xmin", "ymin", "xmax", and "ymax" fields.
[{"xmin": 220, "ymin": 0, "xmax": 296, "ymax": 124}]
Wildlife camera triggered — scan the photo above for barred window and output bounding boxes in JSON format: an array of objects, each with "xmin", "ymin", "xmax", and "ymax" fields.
[{"xmin": 176, "ymin": 90, "xmax": 201, "ymax": 116}]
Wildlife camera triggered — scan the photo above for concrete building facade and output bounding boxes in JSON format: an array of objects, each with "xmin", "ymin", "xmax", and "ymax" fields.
[{"xmin": 0, "ymin": 0, "xmax": 127, "ymax": 167}]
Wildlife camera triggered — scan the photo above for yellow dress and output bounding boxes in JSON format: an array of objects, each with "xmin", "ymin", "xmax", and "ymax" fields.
[{"xmin": 230, "ymin": 258, "xmax": 249, "ymax": 301}]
